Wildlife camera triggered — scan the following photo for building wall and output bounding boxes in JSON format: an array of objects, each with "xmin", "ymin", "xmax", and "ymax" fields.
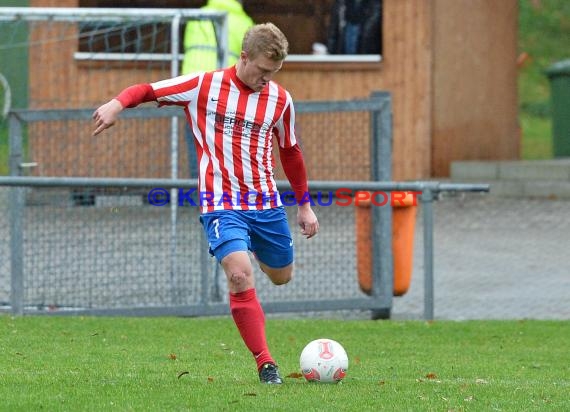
[
  {"xmin": 26, "ymin": 0, "xmax": 519, "ymax": 179},
  {"xmin": 431, "ymin": 0, "xmax": 520, "ymax": 176},
  {"xmin": 277, "ymin": 0, "xmax": 433, "ymax": 181}
]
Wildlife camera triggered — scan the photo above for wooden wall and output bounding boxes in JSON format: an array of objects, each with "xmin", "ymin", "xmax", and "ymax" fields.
[
  {"xmin": 431, "ymin": 0, "xmax": 519, "ymax": 176},
  {"xmin": 27, "ymin": 0, "xmax": 519, "ymax": 179},
  {"xmin": 277, "ymin": 0, "xmax": 433, "ymax": 180}
]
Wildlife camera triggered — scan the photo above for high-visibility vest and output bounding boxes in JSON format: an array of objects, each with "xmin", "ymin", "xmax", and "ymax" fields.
[{"xmin": 182, "ymin": 0, "xmax": 254, "ymax": 74}]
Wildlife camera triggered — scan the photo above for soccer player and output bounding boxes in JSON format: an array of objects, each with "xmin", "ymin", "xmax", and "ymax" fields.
[
  {"xmin": 181, "ymin": 0, "xmax": 254, "ymax": 179},
  {"xmin": 92, "ymin": 23, "xmax": 319, "ymax": 385}
]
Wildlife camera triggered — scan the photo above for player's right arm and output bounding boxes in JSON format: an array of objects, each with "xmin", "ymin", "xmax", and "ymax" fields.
[
  {"xmin": 92, "ymin": 98, "xmax": 123, "ymax": 136},
  {"xmin": 92, "ymin": 83, "xmax": 156, "ymax": 136}
]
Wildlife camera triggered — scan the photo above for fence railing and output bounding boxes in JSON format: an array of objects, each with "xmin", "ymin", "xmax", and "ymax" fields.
[
  {"xmin": 0, "ymin": 8, "xmax": 492, "ymax": 318},
  {"xmin": 1, "ymin": 93, "xmax": 491, "ymax": 320},
  {"xmin": 0, "ymin": 174, "xmax": 489, "ymax": 320}
]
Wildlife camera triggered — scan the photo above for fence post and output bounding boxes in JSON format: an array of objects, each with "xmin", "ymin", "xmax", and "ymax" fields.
[
  {"xmin": 168, "ymin": 13, "xmax": 183, "ymax": 304},
  {"xmin": 421, "ymin": 186, "xmax": 436, "ymax": 320},
  {"xmin": 200, "ymin": 230, "xmax": 211, "ymax": 305},
  {"xmin": 370, "ymin": 91, "xmax": 393, "ymax": 317},
  {"xmin": 9, "ymin": 112, "xmax": 24, "ymax": 315},
  {"xmin": 214, "ymin": 11, "xmax": 229, "ymax": 69}
]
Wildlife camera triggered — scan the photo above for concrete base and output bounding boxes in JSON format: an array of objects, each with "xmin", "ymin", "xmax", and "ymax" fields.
[{"xmin": 451, "ymin": 158, "xmax": 570, "ymax": 199}]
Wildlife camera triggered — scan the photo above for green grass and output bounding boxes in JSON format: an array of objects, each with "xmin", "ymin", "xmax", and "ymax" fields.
[
  {"xmin": 519, "ymin": 112, "xmax": 553, "ymax": 159},
  {"xmin": 0, "ymin": 123, "xmax": 7, "ymax": 175},
  {"xmin": 518, "ymin": 0, "xmax": 570, "ymax": 159},
  {"xmin": 1, "ymin": 316, "xmax": 568, "ymax": 411}
]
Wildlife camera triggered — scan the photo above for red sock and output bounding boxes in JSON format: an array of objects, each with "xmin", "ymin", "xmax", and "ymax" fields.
[{"xmin": 229, "ymin": 288, "xmax": 275, "ymax": 371}]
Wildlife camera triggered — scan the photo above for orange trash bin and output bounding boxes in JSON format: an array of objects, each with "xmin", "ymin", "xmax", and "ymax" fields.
[{"xmin": 355, "ymin": 191, "xmax": 418, "ymax": 296}]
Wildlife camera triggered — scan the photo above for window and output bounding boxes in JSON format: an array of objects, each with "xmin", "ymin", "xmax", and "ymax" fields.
[
  {"xmin": 78, "ymin": 0, "xmax": 202, "ymax": 56},
  {"xmin": 78, "ymin": 21, "xmax": 171, "ymax": 55},
  {"xmin": 245, "ymin": 0, "xmax": 382, "ymax": 62},
  {"xmin": 78, "ymin": 0, "xmax": 383, "ymax": 64}
]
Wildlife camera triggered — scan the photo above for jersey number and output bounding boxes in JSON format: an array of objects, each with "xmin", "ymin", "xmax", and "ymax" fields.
[{"xmin": 213, "ymin": 218, "xmax": 220, "ymax": 239}]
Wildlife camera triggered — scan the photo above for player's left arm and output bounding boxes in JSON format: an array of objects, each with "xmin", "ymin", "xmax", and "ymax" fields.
[
  {"xmin": 279, "ymin": 144, "xmax": 319, "ymax": 239},
  {"xmin": 275, "ymin": 94, "xmax": 318, "ymax": 238}
]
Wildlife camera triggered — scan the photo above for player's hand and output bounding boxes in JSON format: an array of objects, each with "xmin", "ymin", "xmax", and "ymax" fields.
[
  {"xmin": 92, "ymin": 99, "xmax": 123, "ymax": 136},
  {"xmin": 297, "ymin": 203, "xmax": 319, "ymax": 239}
]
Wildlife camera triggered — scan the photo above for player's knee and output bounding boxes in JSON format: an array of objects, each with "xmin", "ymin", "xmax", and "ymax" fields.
[{"xmin": 229, "ymin": 271, "xmax": 248, "ymax": 287}]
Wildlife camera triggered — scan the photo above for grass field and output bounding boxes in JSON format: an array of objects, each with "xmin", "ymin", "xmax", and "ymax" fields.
[
  {"xmin": 1, "ymin": 316, "xmax": 568, "ymax": 411},
  {"xmin": 0, "ymin": 123, "xmax": 7, "ymax": 175},
  {"xmin": 518, "ymin": 0, "xmax": 570, "ymax": 159}
]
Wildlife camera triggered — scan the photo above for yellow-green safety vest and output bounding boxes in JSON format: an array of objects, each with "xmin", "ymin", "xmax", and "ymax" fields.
[{"xmin": 182, "ymin": 0, "xmax": 254, "ymax": 74}]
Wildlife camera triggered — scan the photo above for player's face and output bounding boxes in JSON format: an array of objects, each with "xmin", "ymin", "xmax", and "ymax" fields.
[{"xmin": 238, "ymin": 52, "xmax": 283, "ymax": 92}]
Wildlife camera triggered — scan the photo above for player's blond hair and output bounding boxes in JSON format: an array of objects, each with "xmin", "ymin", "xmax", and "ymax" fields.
[{"xmin": 242, "ymin": 23, "xmax": 289, "ymax": 61}]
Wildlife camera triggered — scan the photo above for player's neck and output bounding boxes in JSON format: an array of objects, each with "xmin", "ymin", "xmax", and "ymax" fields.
[{"xmin": 234, "ymin": 62, "xmax": 257, "ymax": 93}]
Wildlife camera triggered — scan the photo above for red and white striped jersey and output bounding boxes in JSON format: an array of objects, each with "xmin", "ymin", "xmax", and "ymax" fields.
[{"xmin": 150, "ymin": 66, "xmax": 297, "ymax": 213}]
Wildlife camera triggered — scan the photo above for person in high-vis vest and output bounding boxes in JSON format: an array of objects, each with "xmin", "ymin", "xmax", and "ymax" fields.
[{"xmin": 182, "ymin": 0, "xmax": 254, "ymax": 178}]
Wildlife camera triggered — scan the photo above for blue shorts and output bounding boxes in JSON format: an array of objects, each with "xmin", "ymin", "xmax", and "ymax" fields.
[{"xmin": 199, "ymin": 207, "xmax": 294, "ymax": 268}]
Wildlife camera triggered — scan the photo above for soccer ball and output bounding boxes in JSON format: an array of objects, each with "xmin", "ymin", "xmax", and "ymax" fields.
[{"xmin": 299, "ymin": 338, "xmax": 348, "ymax": 383}]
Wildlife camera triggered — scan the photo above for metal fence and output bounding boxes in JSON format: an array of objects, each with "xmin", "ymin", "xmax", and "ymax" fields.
[
  {"xmin": 0, "ymin": 174, "xmax": 489, "ymax": 320},
  {"xmin": 0, "ymin": 8, "xmax": 490, "ymax": 320},
  {"xmin": 1, "ymin": 95, "xmax": 489, "ymax": 320},
  {"xmin": 1, "ymin": 94, "xmax": 423, "ymax": 317}
]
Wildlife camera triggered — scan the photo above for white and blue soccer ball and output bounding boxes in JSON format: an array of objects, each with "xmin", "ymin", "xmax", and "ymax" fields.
[{"xmin": 299, "ymin": 338, "xmax": 348, "ymax": 383}]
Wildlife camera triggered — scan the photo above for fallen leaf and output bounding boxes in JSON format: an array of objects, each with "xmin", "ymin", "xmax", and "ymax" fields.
[
  {"xmin": 378, "ymin": 380, "xmax": 385, "ymax": 386},
  {"xmin": 426, "ymin": 373, "xmax": 437, "ymax": 379},
  {"xmin": 286, "ymin": 372, "xmax": 303, "ymax": 379},
  {"xmin": 177, "ymin": 371, "xmax": 189, "ymax": 379},
  {"xmin": 207, "ymin": 377, "xmax": 214, "ymax": 382},
  {"xmin": 243, "ymin": 393, "xmax": 257, "ymax": 397},
  {"xmin": 517, "ymin": 52, "xmax": 532, "ymax": 68},
  {"xmin": 169, "ymin": 353, "xmax": 177, "ymax": 360}
]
